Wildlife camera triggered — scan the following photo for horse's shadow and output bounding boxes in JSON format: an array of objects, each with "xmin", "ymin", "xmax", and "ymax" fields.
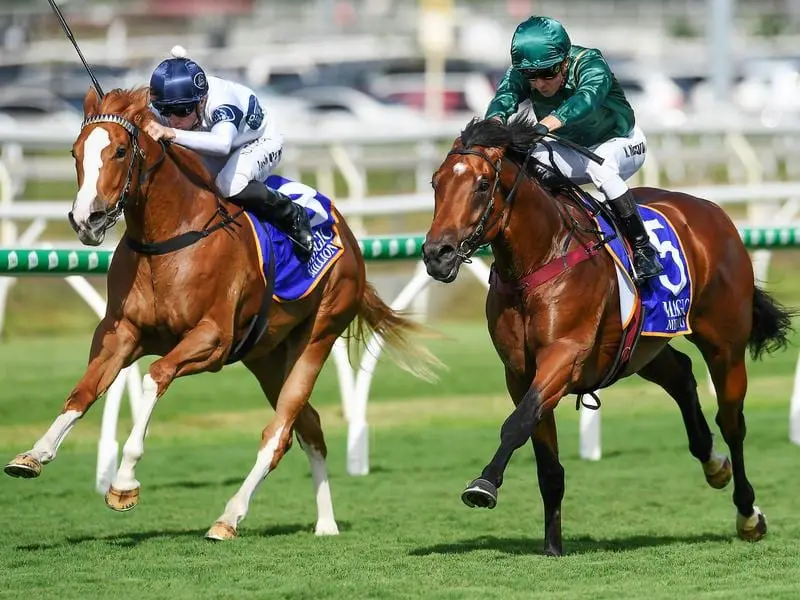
[
  {"xmin": 15, "ymin": 521, "xmax": 352, "ymax": 551},
  {"xmin": 409, "ymin": 532, "xmax": 731, "ymax": 557},
  {"xmin": 146, "ymin": 477, "xmax": 242, "ymax": 491}
]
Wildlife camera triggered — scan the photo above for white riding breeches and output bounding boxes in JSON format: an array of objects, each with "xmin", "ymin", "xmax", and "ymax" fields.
[
  {"xmin": 531, "ymin": 125, "xmax": 646, "ymax": 201},
  {"xmin": 203, "ymin": 135, "xmax": 284, "ymax": 198}
]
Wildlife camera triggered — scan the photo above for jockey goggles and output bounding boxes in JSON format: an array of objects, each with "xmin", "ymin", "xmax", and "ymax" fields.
[
  {"xmin": 156, "ymin": 102, "xmax": 197, "ymax": 117},
  {"xmin": 519, "ymin": 62, "xmax": 563, "ymax": 80}
]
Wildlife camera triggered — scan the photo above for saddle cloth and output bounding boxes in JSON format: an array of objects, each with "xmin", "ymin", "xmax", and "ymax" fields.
[
  {"xmin": 241, "ymin": 175, "xmax": 345, "ymax": 302},
  {"xmin": 595, "ymin": 205, "xmax": 693, "ymax": 337}
]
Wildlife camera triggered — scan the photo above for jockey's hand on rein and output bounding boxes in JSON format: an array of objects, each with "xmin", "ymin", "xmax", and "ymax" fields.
[
  {"xmin": 144, "ymin": 121, "xmax": 176, "ymax": 142},
  {"xmin": 532, "ymin": 122, "xmax": 549, "ymax": 142}
]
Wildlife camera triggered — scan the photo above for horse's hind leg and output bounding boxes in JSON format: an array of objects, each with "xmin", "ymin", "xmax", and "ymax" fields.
[
  {"xmin": 294, "ymin": 403, "xmax": 339, "ymax": 535},
  {"xmin": 206, "ymin": 331, "xmax": 341, "ymax": 541},
  {"xmin": 692, "ymin": 333, "xmax": 766, "ymax": 541},
  {"xmin": 637, "ymin": 345, "xmax": 732, "ymax": 489}
]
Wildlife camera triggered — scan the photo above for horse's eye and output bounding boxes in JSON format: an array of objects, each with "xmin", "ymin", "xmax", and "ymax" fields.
[
  {"xmin": 114, "ymin": 146, "xmax": 126, "ymax": 159},
  {"xmin": 70, "ymin": 148, "xmax": 76, "ymax": 158},
  {"xmin": 478, "ymin": 178, "xmax": 491, "ymax": 192}
]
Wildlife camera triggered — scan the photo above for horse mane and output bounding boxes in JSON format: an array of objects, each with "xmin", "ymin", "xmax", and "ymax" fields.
[
  {"xmin": 96, "ymin": 87, "xmax": 221, "ymax": 196},
  {"xmin": 459, "ymin": 115, "xmax": 543, "ymax": 162}
]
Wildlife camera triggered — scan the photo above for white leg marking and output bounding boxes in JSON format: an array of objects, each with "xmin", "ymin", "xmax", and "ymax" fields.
[
  {"xmin": 28, "ymin": 410, "xmax": 82, "ymax": 463},
  {"xmin": 215, "ymin": 426, "xmax": 285, "ymax": 530},
  {"xmin": 298, "ymin": 435, "xmax": 339, "ymax": 536},
  {"xmin": 702, "ymin": 446, "xmax": 728, "ymax": 476},
  {"xmin": 737, "ymin": 505, "xmax": 766, "ymax": 531},
  {"xmin": 72, "ymin": 128, "xmax": 110, "ymax": 224},
  {"xmin": 111, "ymin": 374, "xmax": 158, "ymax": 491}
]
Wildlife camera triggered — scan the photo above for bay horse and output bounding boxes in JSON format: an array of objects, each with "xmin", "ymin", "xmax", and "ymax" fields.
[
  {"xmin": 4, "ymin": 87, "xmax": 438, "ymax": 540},
  {"xmin": 422, "ymin": 116, "xmax": 796, "ymax": 555}
]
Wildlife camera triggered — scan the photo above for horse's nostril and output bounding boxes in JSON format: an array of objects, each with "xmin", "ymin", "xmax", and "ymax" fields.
[
  {"xmin": 88, "ymin": 211, "xmax": 107, "ymax": 227},
  {"xmin": 437, "ymin": 244, "xmax": 455, "ymax": 259}
]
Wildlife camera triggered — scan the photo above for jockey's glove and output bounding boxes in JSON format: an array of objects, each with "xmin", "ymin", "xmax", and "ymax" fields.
[{"xmin": 532, "ymin": 122, "xmax": 549, "ymax": 140}]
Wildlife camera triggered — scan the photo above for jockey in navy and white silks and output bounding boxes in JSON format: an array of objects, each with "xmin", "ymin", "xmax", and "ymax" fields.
[{"xmin": 145, "ymin": 46, "xmax": 313, "ymax": 261}]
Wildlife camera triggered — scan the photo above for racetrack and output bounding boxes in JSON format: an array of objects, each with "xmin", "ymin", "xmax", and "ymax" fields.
[{"xmin": 1, "ymin": 313, "xmax": 800, "ymax": 598}]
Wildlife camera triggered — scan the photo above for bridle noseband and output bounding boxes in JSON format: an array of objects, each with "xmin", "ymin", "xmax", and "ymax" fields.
[
  {"xmin": 445, "ymin": 147, "xmax": 530, "ymax": 261},
  {"xmin": 78, "ymin": 111, "xmax": 243, "ymax": 255},
  {"xmin": 76, "ymin": 113, "xmax": 163, "ymax": 234}
]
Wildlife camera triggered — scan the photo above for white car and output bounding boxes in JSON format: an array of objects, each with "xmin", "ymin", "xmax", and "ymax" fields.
[{"xmin": 612, "ymin": 67, "xmax": 688, "ymax": 128}]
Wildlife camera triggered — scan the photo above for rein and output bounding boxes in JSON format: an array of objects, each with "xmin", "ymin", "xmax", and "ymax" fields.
[
  {"xmin": 79, "ymin": 113, "xmax": 242, "ymax": 256},
  {"xmin": 445, "ymin": 147, "xmax": 530, "ymax": 262},
  {"xmin": 449, "ymin": 144, "xmax": 606, "ymax": 293}
]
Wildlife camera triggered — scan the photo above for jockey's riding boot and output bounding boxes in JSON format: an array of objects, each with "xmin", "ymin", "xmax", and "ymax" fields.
[
  {"xmin": 230, "ymin": 181, "xmax": 314, "ymax": 262},
  {"xmin": 608, "ymin": 190, "xmax": 663, "ymax": 281},
  {"xmin": 263, "ymin": 187, "xmax": 314, "ymax": 262}
]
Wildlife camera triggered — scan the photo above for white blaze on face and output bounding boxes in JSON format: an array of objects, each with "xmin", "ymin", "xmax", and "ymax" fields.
[
  {"xmin": 452, "ymin": 162, "xmax": 468, "ymax": 176},
  {"xmin": 73, "ymin": 127, "xmax": 111, "ymax": 224}
]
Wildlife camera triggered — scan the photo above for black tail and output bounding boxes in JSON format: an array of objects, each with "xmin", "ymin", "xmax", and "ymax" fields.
[{"xmin": 748, "ymin": 287, "xmax": 798, "ymax": 360}]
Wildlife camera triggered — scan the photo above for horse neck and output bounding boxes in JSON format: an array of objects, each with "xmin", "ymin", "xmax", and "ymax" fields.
[
  {"xmin": 491, "ymin": 177, "xmax": 566, "ymax": 279},
  {"xmin": 127, "ymin": 150, "xmax": 219, "ymax": 243}
]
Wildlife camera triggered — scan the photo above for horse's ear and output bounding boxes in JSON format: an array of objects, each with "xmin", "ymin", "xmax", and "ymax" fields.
[
  {"xmin": 130, "ymin": 88, "xmax": 151, "ymax": 124},
  {"xmin": 83, "ymin": 86, "xmax": 101, "ymax": 117}
]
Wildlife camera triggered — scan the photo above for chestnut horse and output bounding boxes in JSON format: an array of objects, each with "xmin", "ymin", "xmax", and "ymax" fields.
[
  {"xmin": 4, "ymin": 87, "xmax": 438, "ymax": 540},
  {"xmin": 422, "ymin": 117, "xmax": 796, "ymax": 555}
]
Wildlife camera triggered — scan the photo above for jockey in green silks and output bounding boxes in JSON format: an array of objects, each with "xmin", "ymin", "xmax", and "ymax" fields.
[{"xmin": 486, "ymin": 16, "xmax": 662, "ymax": 280}]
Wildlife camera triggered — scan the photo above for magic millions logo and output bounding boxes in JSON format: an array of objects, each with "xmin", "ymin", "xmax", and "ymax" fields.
[{"xmin": 306, "ymin": 228, "xmax": 341, "ymax": 278}]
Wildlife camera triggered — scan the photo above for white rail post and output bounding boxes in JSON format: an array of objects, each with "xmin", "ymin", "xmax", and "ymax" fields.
[
  {"xmin": 790, "ymin": 352, "xmax": 800, "ymax": 446},
  {"xmin": 579, "ymin": 402, "xmax": 602, "ymax": 461}
]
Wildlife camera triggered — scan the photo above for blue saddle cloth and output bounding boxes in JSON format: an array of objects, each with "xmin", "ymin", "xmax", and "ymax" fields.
[
  {"xmin": 243, "ymin": 175, "xmax": 344, "ymax": 302},
  {"xmin": 596, "ymin": 205, "xmax": 693, "ymax": 336}
]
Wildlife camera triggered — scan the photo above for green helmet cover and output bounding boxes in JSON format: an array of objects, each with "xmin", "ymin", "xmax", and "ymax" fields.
[{"xmin": 510, "ymin": 16, "xmax": 572, "ymax": 71}]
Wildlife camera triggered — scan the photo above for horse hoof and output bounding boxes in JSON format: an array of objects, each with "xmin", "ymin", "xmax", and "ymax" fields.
[
  {"xmin": 314, "ymin": 519, "xmax": 340, "ymax": 536},
  {"xmin": 703, "ymin": 456, "xmax": 732, "ymax": 489},
  {"xmin": 4, "ymin": 454, "xmax": 42, "ymax": 479},
  {"xmin": 737, "ymin": 506, "xmax": 767, "ymax": 542},
  {"xmin": 205, "ymin": 522, "xmax": 238, "ymax": 541},
  {"xmin": 543, "ymin": 545, "xmax": 563, "ymax": 557},
  {"xmin": 461, "ymin": 478, "xmax": 498, "ymax": 509},
  {"xmin": 104, "ymin": 486, "xmax": 140, "ymax": 512}
]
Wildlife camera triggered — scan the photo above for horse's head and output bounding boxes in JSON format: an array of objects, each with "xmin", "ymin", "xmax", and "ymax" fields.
[
  {"xmin": 423, "ymin": 117, "xmax": 533, "ymax": 282},
  {"xmin": 69, "ymin": 86, "xmax": 152, "ymax": 246}
]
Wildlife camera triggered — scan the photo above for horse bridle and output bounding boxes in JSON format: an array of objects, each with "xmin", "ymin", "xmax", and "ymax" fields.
[
  {"xmin": 445, "ymin": 147, "xmax": 530, "ymax": 261},
  {"xmin": 74, "ymin": 114, "xmax": 243, "ymax": 255},
  {"xmin": 72, "ymin": 113, "xmax": 163, "ymax": 235}
]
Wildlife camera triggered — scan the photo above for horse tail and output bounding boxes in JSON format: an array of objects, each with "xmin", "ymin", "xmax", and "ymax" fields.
[
  {"xmin": 748, "ymin": 286, "xmax": 798, "ymax": 360},
  {"xmin": 348, "ymin": 282, "xmax": 444, "ymax": 382}
]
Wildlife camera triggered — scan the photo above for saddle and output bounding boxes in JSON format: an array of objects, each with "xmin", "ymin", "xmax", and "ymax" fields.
[{"xmin": 528, "ymin": 159, "xmax": 646, "ymax": 409}]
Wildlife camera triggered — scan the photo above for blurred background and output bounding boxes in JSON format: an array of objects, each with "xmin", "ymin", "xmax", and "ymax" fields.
[
  {"xmin": 0, "ymin": 5, "xmax": 799, "ymax": 584},
  {"xmin": 0, "ymin": 0, "xmax": 799, "ymax": 335}
]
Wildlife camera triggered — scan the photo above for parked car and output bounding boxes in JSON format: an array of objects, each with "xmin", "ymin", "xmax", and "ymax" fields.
[{"xmin": 284, "ymin": 85, "xmax": 432, "ymax": 135}]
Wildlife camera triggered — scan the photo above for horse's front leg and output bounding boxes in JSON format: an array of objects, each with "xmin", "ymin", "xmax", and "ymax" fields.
[
  {"xmin": 105, "ymin": 319, "xmax": 227, "ymax": 511},
  {"xmin": 4, "ymin": 317, "xmax": 141, "ymax": 479},
  {"xmin": 461, "ymin": 343, "xmax": 578, "ymax": 554}
]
